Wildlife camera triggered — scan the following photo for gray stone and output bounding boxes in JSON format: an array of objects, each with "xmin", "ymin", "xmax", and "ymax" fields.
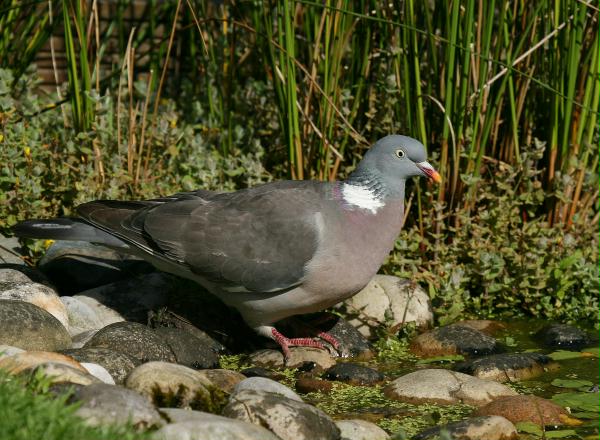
[
  {"xmin": 125, "ymin": 361, "xmax": 212, "ymax": 409},
  {"xmin": 231, "ymin": 377, "xmax": 303, "ymax": 402},
  {"xmin": 0, "ymin": 345, "xmax": 24, "ymax": 360},
  {"xmin": 410, "ymin": 324, "xmax": 501, "ymax": 357},
  {"xmin": 31, "ymin": 362, "xmax": 101, "ymax": 386},
  {"xmin": 61, "ymin": 347, "xmax": 140, "ymax": 385},
  {"xmin": 383, "ymin": 369, "xmax": 517, "ymax": 406},
  {"xmin": 325, "ymin": 316, "xmax": 374, "ymax": 359},
  {"xmin": 0, "ymin": 281, "xmax": 68, "ymax": 328},
  {"xmin": 0, "ymin": 266, "xmax": 51, "ymax": 285},
  {"xmin": 153, "ymin": 327, "xmax": 219, "ymax": 370},
  {"xmin": 335, "ymin": 419, "xmax": 390, "ymax": 440},
  {"xmin": 0, "ymin": 235, "xmax": 25, "ymax": 265},
  {"xmin": 473, "ymin": 395, "xmax": 572, "ymax": 426},
  {"xmin": 324, "ymin": 362, "xmax": 383, "ymax": 385},
  {"xmin": 74, "ymin": 273, "xmax": 171, "ymax": 323},
  {"xmin": 335, "ymin": 275, "xmax": 433, "ymax": 337},
  {"xmin": 223, "ymin": 389, "xmax": 340, "ymax": 440},
  {"xmin": 0, "ymin": 299, "xmax": 71, "ymax": 351},
  {"xmin": 81, "ymin": 362, "xmax": 116, "ymax": 384},
  {"xmin": 71, "ymin": 383, "xmax": 163, "ymax": 429},
  {"xmin": 455, "ymin": 352, "xmax": 559, "ymax": 382},
  {"xmin": 154, "ymin": 412, "xmax": 280, "ymax": 440},
  {"xmin": 536, "ymin": 323, "xmax": 592, "ymax": 350},
  {"xmin": 413, "ymin": 416, "xmax": 517, "ymax": 440},
  {"xmin": 249, "ymin": 347, "xmax": 336, "ymax": 372},
  {"xmin": 60, "ymin": 296, "xmax": 123, "ymax": 336},
  {"xmin": 84, "ymin": 322, "xmax": 176, "ymax": 363},
  {"xmin": 194, "ymin": 369, "xmax": 245, "ymax": 393},
  {"xmin": 0, "ymin": 351, "xmax": 86, "ymax": 374},
  {"xmin": 39, "ymin": 240, "xmax": 153, "ymax": 294},
  {"xmin": 71, "ymin": 329, "xmax": 99, "ymax": 348}
]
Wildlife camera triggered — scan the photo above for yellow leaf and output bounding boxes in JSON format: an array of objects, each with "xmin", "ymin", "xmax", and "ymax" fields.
[{"xmin": 558, "ymin": 414, "xmax": 583, "ymax": 426}]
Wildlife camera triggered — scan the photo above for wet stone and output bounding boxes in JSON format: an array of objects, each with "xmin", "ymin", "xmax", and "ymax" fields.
[
  {"xmin": 474, "ymin": 395, "xmax": 571, "ymax": 426},
  {"xmin": 249, "ymin": 347, "xmax": 336, "ymax": 372},
  {"xmin": 322, "ymin": 315, "xmax": 374, "ymax": 359},
  {"xmin": 453, "ymin": 320, "xmax": 506, "ymax": 335},
  {"xmin": 231, "ymin": 377, "xmax": 303, "ymax": 402},
  {"xmin": 335, "ymin": 419, "xmax": 390, "ymax": 440},
  {"xmin": 0, "ymin": 300, "xmax": 71, "ymax": 351},
  {"xmin": 324, "ymin": 362, "xmax": 383, "ymax": 385},
  {"xmin": 153, "ymin": 327, "xmax": 219, "ymax": 370},
  {"xmin": 383, "ymin": 368, "xmax": 517, "ymax": 406},
  {"xmin": 125, "ymin": 361, "xmax": 213, "ymax": 410},
  {"xmin": 413, "ymin": 416, "xmax": 518, "ymax": 440},
  {"xmin": 240, "ymin": 366, "xmax": 285, "ymax": 380},
  {"xmin": 61, "ymin": 347, "xmax": 140, "ymax": 385},
  {"xmin": 70, "ymin": 383, "xmax": 163, "ymax": 429},
  {"xmin": 296, "ymin": 375, "xmax": 334, "ymax": 394},
  {"xmin": 84, "ymin": 322, "xmax": 176, "ymax": 363},
  {"xmin": 38, "ymin": 240, "xmax": 153, "ymax": 294},
  {"xmin": 535, "ymin": 323, "xmax": 592, "ymax": 350},
  {"xmin": 455, "ymin": 352, "xmax": 559, "ymax": 382},
  {"xmin": 222, "ymin": 389, "xmax": 341, "ymax": 440},
  {"xmin": 410, "ymin": 324, "xmax": 501, "ymax": 357}
]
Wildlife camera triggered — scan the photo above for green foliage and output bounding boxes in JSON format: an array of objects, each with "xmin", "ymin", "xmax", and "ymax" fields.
[
  {"xmin": 0, "ymin": 369, "xmax": 147, "ymax": 440},
  {"xmin": 387, "ymin": 140, "xmax": 599, "ymax": 325}
]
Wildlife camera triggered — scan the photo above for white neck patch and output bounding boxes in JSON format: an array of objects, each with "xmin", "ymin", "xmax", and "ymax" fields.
[{"xmin": 342, "ymin": 183, "xmax": 385, "ymax": 214}]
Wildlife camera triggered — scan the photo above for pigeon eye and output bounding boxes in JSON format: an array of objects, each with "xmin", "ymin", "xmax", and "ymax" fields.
[{"xmin": 395, "ymin": 149, "xmax": 405, "ymax": 158}]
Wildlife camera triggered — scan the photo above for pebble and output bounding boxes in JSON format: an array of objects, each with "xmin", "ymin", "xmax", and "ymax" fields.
[
  {"xmin": 0, "ymin": 351, "xmax": 86, "ymax": 374},
  {"xmin": 535, "ymin": 323, "xmax": 592, "ymax": 350},
  {"xmin": 455, "ymin": 352, "xmax": 559, "ymax": 382},
  {"xmin": 295, "ymin": 375, "xmax": 334, "ymax": 393},
  {"xmin": 383, "ymin": 368, "xmax": 517, "ymax": 406},
  {"xmin": 249, "ymin": 347, "xmax": 336, "ymax": 371},
  {"xmin": 84, "ymin": 322, "xmax": 176, "ymax": 363},
  {"xmin": 335, "ymin": 275, "xmax": 433, "ymax": 337},
  {"xmin": 231, "ymin": 377, "xmax": 303, "ymax": 402},
  {"xmin": 413, "ymin": 416, "xmax": 517, "ymax": 440},
  {"xmin": 61, "ymin": 347, "xmax": 139, "ymax": 385},
  {"xmin": 473, "ymin": 395, "xmax": 572, "ymax": 426},
  {"xmin": 38, "ymin": 240, "xmax": 153, "ymax": 293},
  {"xmin": 31, "ymin": 362, "xmax": 101, "ymax": 386},
  {"xmin": 0, "ymin": 299, "xmax": 71, "ymax": 351},
  {"xmin": 81, "ymin": 362, "xmax": 116, "ymax": 384},
  {"xmin": 71, "ymin": 383, "xmax": 163, "ymax": 429},
  {"xmin": 60, "ymin": 296, "xmax": 123, "ymax": 336},
  {"xmin": 154, "ymin": 412, "xmax": 280, "ymax": 440},
  {"xmin": 0, "ymin": 281, "xmax": 68, "ymax": 328},
  {"xmin": 193, "ymin": 369, "xmax": 246, "ymax": 393},
  {"xmin": 335, "ymin": 419, "xmax": 390, "ymax": 440},
  {"xmin": 324, "ymin": 362, "xmax": 383, "ymax": 385},
  {"xmin": 222, "ymin": 389, "xmax": 340, "ymax": 440},
  {"xmin": 410, "ymin": 324, "xmax": 501, "ymax": 357},
  {"xmin": 153, "ymin": 327, "xmax": 219, "ymax": 369},
  {"xmin": 125, "ymin": 361, "xmax": 212, "ymax": 409}
]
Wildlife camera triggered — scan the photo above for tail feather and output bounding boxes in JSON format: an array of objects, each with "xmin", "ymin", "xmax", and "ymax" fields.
[{"xmin": 13, "ymin": 218, "xmax": 128, "ymax": 248}]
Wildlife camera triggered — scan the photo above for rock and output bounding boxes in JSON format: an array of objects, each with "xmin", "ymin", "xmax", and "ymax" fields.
[
  {"xmin": 324, "ymin": 363, "xmax": 383, "ymax": 385},
  {"xmin": 249, "ymin": 347, "xmax": 336, "ymax": 372},
  {"xmin": 0, "ymin": 266, "xmax": 50, "ymax": 285},
  {"xmin": 535, "ymin": 323, "xmax": 592, "ymax": 350},
  {"xmin": 125, "ymin": 361, "xmax": 213, "ymax": 410},
  {"xmin": 0, "ymin": 281, "xmax": 68, "ymax": 328},
  {"xmin": 383, "ymin": 369, "xmax": 517, "ymax": 406},
  {"xmin": 474, "ymin": 395, "xmax": 571, "ymax": 426},
  {"xmin": 71, "ymin": 329, "xmax": 99, "ymax": 348},
  {"xmin": 74, "ymin": 273, "xmax": 171, "ymax": 323},
  {"xmin": 413, "ymin": 416, "xmax": 517, "ymax": 440},
  {"xmin": 296, "ymin": 375, "xmax": 334, "ymax": 393},
  {"xmin": 453, "ymin": 320, "xmax": 506, "ymax": 335},
  {"xmin": 153, "ymin": 327, "xmax": 219, "ymax": 369},
  {"xmin": 70, "ymin": 383, "xmax": 163, "ymax": 429},
  {"xmin": 240, "ymin": 367, "xmax": 285, "ymax": 380},
  {"xmin": 60, "ymin": 296, "xmax": 123, "ymax": 336},
  {"xmin": 335, "ymin": 419, "xmax": 390, "ymax": 440},
  {"xmin": 323, "ymin": 316, "xmax": 374, "ymax": 359},
  {"xmin": 231, "ymin": 377, "xmax": 303, "ymax": 402},
  {"xmin": 0, "ymin": 351, "xmax": 86, "ymax": 374},
  {"xmin": 31, "ymin": 362, "xmax": 101, "ymax": 386},
  {"xmin": 84, "ymin": 322, "xmax": 176, "ymax": 363},
  {"xmin": 61, "ymin": 347, "xmax": 139, "ymax": 385},
  {"xmin": 0, "ymin": 235, "xmax": 25, "ymax": 265},
  {"xmin": 222, "ymin": 389, "xmax": 340, "ymax": 440},
  {"xmin": 0, "ymin": 300, "xmax": 71, "ymax": 350},
  {"xmin": 81, "ymin": 362, "xmax": 116, "ymax": 384},
  {"xmin": 335, "ymin": 275, "xmax": 433, "ymax": 338},
  {"xmin": 38, "ymin": 240, "xmax": 153, "ymax": 294},
  {"xmin": 410, "ymin": 324, "xmax": 501, "ymax": 357},
  {"xmin": 154, "ymin": 413, "xmax": 280, "ymax": 440},
  {"xmin": 0, "ymin": 345, "xmax": 24, "ymax": 360},
  {"xmin": 455, "ymin": 353, "xmax": 559, "ymax": 382},
  {"xmin": 194, "ymin": 369, "xmax": 245, "ymax": 393}
]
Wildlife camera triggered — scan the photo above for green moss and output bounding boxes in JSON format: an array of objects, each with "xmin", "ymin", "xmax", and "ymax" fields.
[
  {"xmin": 374, "ymin": 336, "xmax": 418, "ymax": 363},
  {"xmin": 218, "ymin": 354, "xmax": 248, "ymax": 371}
]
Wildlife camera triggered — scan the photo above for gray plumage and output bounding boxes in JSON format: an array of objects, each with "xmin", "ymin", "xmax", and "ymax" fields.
[{"xmin": 14, "ymin": 135, "xmax": 440, "ymax": 343}]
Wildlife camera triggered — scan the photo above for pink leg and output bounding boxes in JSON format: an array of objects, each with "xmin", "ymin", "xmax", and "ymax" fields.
[
  {"xmin": 317, "ymin": 331, "xmax": 341, "ymax": 351},
  {"xmin": 271, "ymin": 328, "xmax": 326, "ymax": 359}
]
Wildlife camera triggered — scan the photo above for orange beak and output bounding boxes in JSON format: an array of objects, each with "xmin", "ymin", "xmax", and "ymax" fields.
[{"xmin": 416, "ymin": 161, "xmax": 442, "ymax": 184}]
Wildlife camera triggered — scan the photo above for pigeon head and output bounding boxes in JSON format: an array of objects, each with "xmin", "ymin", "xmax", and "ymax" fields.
[{"xmin": 347, "ymin": 135, "xmax": 441, "ymax": 198}]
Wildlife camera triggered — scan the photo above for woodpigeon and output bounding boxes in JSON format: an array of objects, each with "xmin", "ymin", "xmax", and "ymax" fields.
[{"xmin": 14, "ymin": 135, "xmax": 440, "ymax": 357}]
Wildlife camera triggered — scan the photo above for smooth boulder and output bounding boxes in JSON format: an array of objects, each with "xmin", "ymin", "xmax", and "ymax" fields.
[
  {"xmin": 410, "ymin": 324, "xmax": 500, "ymax": 357},
  {"xmin": 413, "ymin": 416, "xmax": 517, "ymax": 440}
]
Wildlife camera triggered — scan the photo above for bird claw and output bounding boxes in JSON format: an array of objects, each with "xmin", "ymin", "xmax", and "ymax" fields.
[{"xmin": 271, "ymin": 328, "xmax": 342, "ymax": 360}]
